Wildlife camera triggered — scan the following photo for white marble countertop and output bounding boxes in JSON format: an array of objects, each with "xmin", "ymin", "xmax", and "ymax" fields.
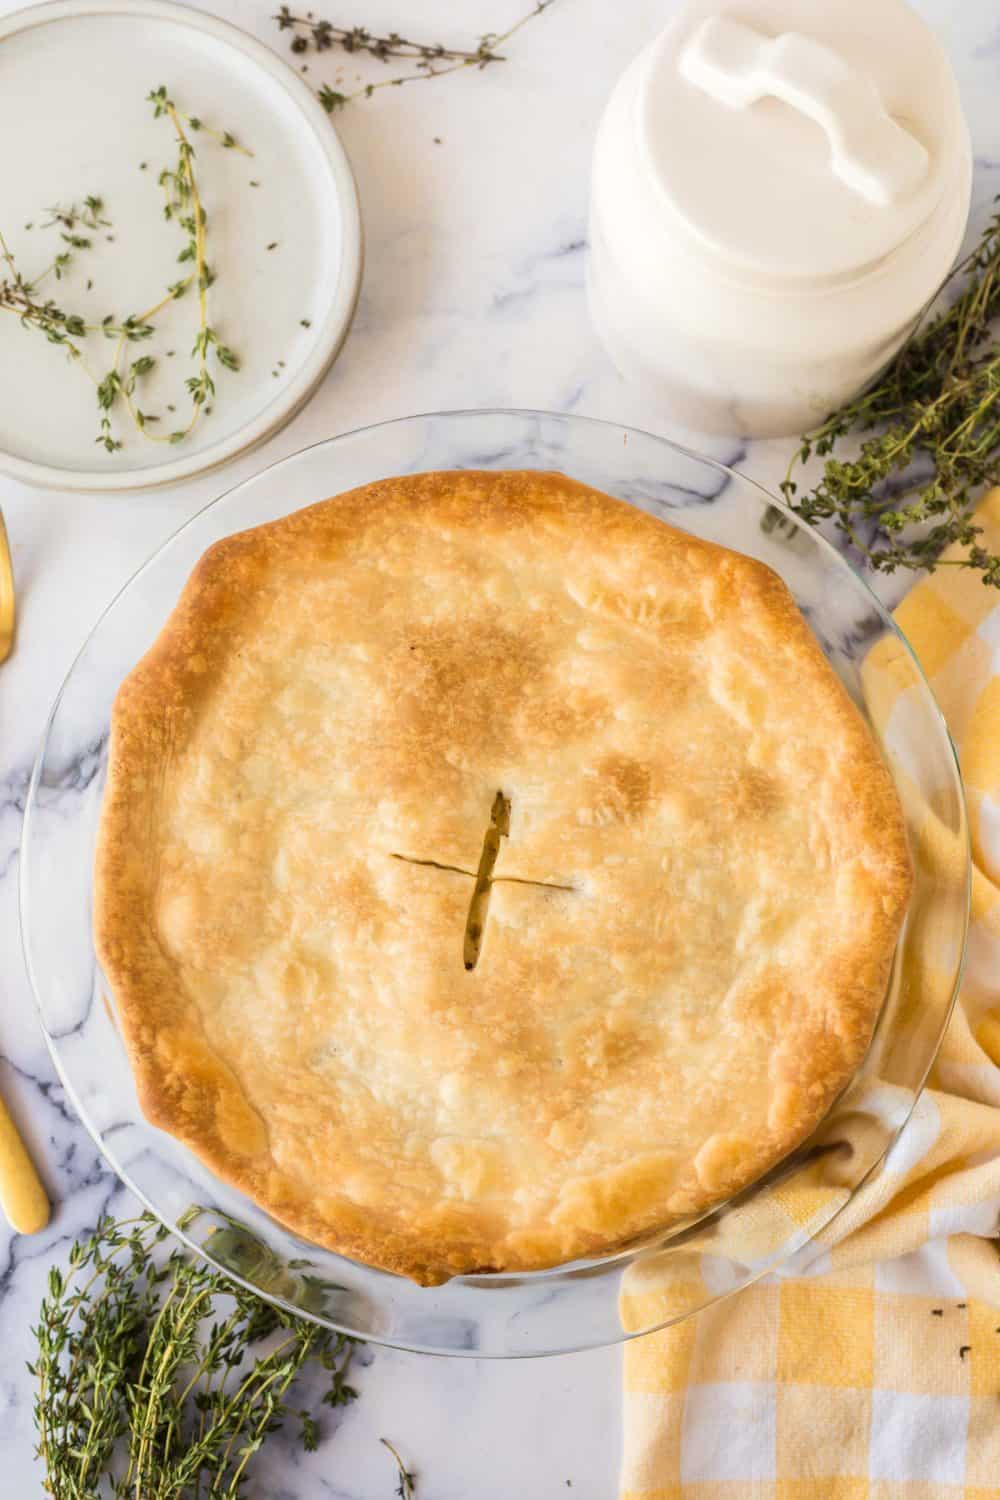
[{"xmin": 1, "ymin": 0, "xmax": 997, "ymax": 1493}]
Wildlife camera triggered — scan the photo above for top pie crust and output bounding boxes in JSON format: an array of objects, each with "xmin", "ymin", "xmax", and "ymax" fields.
[{"xmin": 94, "ymin": 469, "xmax": 912, "ymax": 1284}]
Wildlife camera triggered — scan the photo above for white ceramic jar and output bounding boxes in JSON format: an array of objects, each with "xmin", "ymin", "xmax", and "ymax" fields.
[{"xmin": 587, "ymin": 0, "xmax": 972, "ymax": 438}]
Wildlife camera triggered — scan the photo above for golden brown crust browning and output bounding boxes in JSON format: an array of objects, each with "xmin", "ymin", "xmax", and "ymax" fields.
[{"xmin": 94, "ymin": 470, "xmax": 912, "ymax": 1284}]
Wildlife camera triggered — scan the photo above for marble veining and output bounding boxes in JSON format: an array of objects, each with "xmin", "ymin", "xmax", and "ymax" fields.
[{"xmin": 0, "ymin": 0, "xmax": 995, "ymax": 1492}]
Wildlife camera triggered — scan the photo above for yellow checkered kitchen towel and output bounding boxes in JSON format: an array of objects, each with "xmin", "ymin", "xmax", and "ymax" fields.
[{"xmin": 620, "ymin": 492, "xmax": 1000, "ymax": 1500}]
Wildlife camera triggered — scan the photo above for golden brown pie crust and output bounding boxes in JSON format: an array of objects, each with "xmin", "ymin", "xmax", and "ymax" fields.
[{"xmin": 94, "ymin": 470, "xmax": 912, "ymax": 1284}]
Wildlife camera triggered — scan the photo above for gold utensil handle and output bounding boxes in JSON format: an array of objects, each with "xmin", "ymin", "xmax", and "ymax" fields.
[
  {"xmin": 0, "ymin": 507, "xmax": 14, "ymax": 664},
  {"xmin": 0, "ymin": 1090, "xmax": 49, "ymax": 1234}
]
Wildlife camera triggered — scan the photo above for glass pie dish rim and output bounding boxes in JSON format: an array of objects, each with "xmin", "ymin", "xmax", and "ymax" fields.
[{"xmin": 20, "ymin": 406, "xmax": 971, "ymax": 1356}]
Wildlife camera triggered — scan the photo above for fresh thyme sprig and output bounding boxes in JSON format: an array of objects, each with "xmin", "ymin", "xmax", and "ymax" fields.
[
  {"xmin": 149, "ymin": 86, "xmax": 250, "ymax": 156},
  {"xmin": 96, "ymin": 86, "xmax": 246, "ymax": 447},
  {"xmin": 778, "ymin": 199, "xmax": 1000, "ymax": 587},
  {"xmin": 0, "ymin": 195, "xmax": 113, "ymax": 311},
  {"xmin": 30, "ymin": 1209, "xmax": 359, "ymax": 1498},
  {"xmin": 0, "ymin": 92, "xmax": 248, "ymax": 454},
  {"xmin": 0, "ymin": 214, "xmax": 154, "ymax": 453},
  {"xmin": 274, "ymin": 1, "xmax": 560, "ymax": 112},
  {"xmin": 41, "ymin": 196, "xmax": 112, "ymax": 233},
  {"xmin": 0, "ymin": 217, "xmax": 122, "ymax": 341}
]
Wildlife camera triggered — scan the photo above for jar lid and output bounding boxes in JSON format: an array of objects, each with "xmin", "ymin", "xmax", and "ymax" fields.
[{"xmin": 637, "ymin": 0, "xmax": 968, "ymax": 279}]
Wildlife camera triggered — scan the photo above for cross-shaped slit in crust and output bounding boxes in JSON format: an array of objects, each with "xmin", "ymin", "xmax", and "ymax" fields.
[{"xmin": 390, "ymin": 791, "xmax": 575, "ymax": 971}]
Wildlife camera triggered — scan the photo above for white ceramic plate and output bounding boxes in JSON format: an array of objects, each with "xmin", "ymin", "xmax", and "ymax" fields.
[{"xmin": 0, "ymin": 0, "xmax": 362, "ymax": 490}]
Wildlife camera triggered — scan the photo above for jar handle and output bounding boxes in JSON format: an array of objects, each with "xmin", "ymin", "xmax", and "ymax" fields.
[{"xmin": 679, "ymin": 16, "xmax": 928, "ymax": 207}]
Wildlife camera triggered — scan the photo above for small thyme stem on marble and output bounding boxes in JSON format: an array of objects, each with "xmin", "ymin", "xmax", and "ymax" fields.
[
  {"xmin": 274, "ymin": 0, "xmax": 561, "ymax": 112},
  {"xmin": 381, "ymin": 1437, "xmax": 417, "ymax": 1498}
]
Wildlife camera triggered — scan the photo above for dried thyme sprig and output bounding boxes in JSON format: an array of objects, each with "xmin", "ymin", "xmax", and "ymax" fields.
[
  {"xmin": 30, "ymin": 1209, "xmax": 359, "ymax": 1498},
  {"xmin": 275, "ymin": 6, "xmax": 501, "ymax": 64},
  {"xmin": 778, "ymin": 198, "xmax": 1000, "ymax": 587},
  {"xmin": 274, "ymin": 0, "xmax": 560, "ymax": 112}
]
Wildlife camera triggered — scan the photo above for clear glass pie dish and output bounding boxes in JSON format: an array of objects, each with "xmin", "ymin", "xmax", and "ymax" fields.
[{"xmin": 20, "ymin": 410, "xmax": 970, "ymax": 1356}]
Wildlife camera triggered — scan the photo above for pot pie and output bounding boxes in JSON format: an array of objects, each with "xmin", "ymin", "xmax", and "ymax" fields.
[{"xmin": 94, "ymin": 469, "xmax": 912, "ymax": 1285}]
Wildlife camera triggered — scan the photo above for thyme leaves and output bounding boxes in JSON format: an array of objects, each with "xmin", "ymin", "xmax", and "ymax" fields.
[
  {"xmin": 0, "ymin": 90, "xmax": 248, "ymax": 456},
  {"xmin": 275, "ymin": 1, "xmax": 561, "ymax": 112},
  {"xmin": 778, "ymin": 199, "xmax": 1000, "ymax": 587},
  {"xmin": 30, "ymin": 1210, "xmax": 358, "ymax": 1498}
]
